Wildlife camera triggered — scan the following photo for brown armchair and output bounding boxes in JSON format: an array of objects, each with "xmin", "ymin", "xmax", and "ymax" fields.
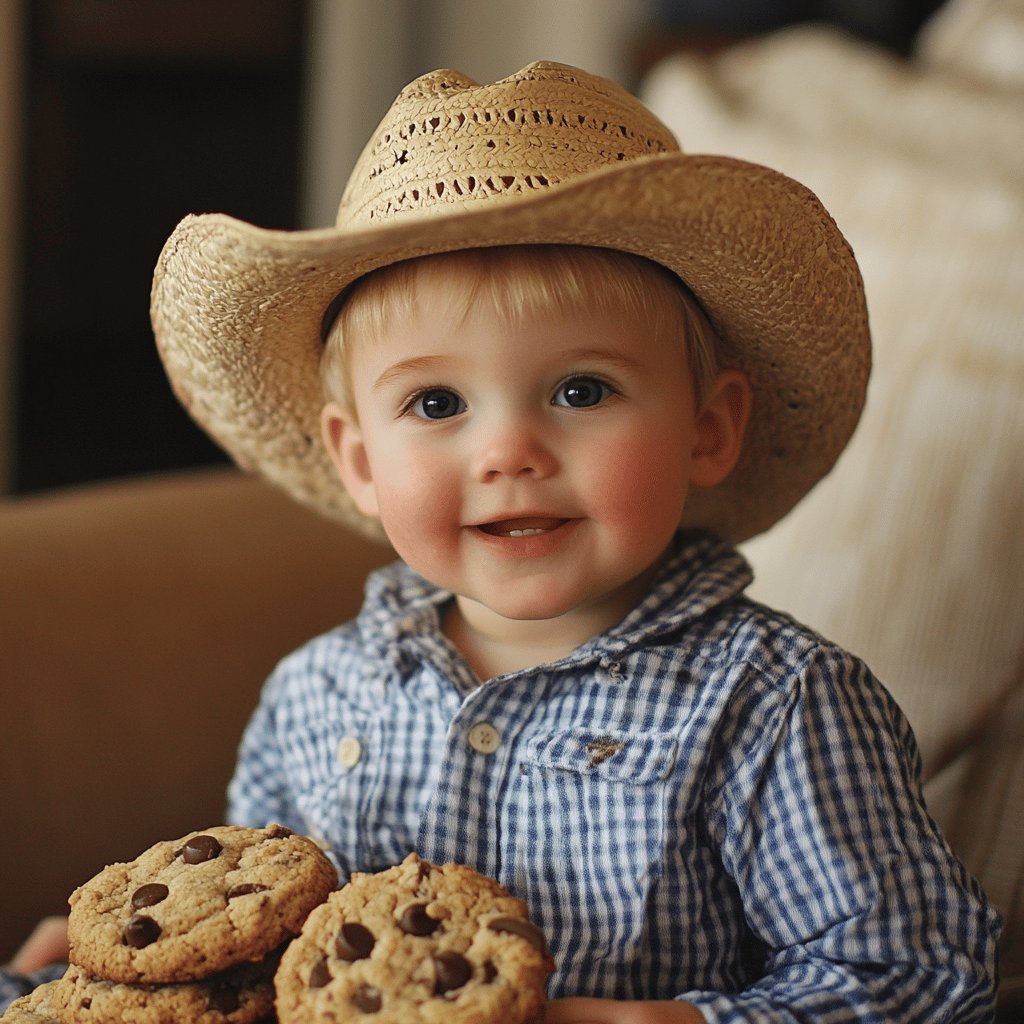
[{"xmin": 0, "ymin": 468, "xmax": 392, "ymax": 962}]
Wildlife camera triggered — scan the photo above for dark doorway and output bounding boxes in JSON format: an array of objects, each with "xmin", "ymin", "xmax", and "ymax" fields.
[{"xmin": 15, "ymin": 0, "xmax": 307, "ymax": 493}]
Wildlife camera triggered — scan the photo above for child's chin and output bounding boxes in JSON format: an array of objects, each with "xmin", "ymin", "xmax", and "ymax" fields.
[{"xmin": 457, "ymin": 586, "xmax": 580, "ymax": 624}]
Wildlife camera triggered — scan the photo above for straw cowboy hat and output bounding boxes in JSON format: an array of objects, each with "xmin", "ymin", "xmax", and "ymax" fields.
[{"xmin": 150, "ymin": 60, "xmax": 870, "ymax": 544}]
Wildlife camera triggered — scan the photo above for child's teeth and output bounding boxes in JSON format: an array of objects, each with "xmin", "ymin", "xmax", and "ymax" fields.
[{"xmin": 480, "ymin": 517, "xmax": 565, "ymax": 538}]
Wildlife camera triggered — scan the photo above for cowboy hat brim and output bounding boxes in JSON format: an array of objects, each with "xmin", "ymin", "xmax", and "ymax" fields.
[{"xmin": 151, "ymin": 150, "xmax": 869, "ymax": 544}]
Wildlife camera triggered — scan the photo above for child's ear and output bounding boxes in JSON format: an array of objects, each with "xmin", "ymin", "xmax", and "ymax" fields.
[
  {"xmin": 689, "ymin": 369, "xmax": 752, "ymax": 489},
  {"xmin": 320, "ymin": 402, "xmax": 380, "ymax": 519}
]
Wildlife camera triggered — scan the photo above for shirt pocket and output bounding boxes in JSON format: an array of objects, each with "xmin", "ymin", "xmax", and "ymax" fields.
[
  {"xmin": 509, "ymin": 728, "xmax": 679, "ymax": 993},
  {"xmin": 523, "ymin": 728, "xmax": 678, "ymax": 783}
]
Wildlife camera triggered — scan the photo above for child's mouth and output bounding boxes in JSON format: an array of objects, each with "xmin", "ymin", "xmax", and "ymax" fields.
[{"xmin": 478, "ymin": 517, "xmax": 568, "ymax": 538}]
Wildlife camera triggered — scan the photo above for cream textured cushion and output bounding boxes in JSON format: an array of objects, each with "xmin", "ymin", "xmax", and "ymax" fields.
[
  {"xmin": 916, "ymin": 0, "xmax": 1024, "ymax": 89},
  {"xmin": 642, "ymin": 0, "xmax": 1024, "ymax": 985}
]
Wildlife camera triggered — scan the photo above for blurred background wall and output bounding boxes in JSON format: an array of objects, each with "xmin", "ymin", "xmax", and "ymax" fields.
[
  {"xmin": 0, "ymin": 0, "xmax": 942, "ymax": 498},
  {"xmin": 0, "ymin": 0, "xmax": 22, "ymax": 493}
]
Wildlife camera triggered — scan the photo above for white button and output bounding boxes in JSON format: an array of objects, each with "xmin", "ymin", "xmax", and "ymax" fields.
[
  {"xmin": 467, "ymin": 722, "xmax": 501, "ymax": 755},
  {"xmin": 336, "ymin": 736, "xmax": 362, "ymax": 769}
]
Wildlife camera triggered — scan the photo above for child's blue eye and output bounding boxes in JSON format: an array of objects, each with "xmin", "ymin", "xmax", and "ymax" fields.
[
  {"xmin": 553, "ymin": 376, "xmax": 612, "ymax": 409},
  {"xmin": 411, "ymin": 388, "xmax": 466, "ymax": 419}
]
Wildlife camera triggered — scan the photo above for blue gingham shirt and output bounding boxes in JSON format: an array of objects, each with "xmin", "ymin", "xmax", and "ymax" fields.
[
  {"xmin": 0, "ymin": 534, "xmax": 997, "ymax": 1021},
  {"xmin": 225, "ymin": 533, "xmax": 997, "ymax": 1021}
]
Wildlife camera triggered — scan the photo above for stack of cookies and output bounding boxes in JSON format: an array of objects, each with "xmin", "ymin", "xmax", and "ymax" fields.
[
  {"xmin": 275, "ymin": 852, "xmax": 555, "ymax": 1023},
  {"xmin": 2, "ymin": 834, "xmax": 555, "ymax": 1023},
  {"xmin": 39, "ymin": 824, "xmax": 336, "ymax": 1024}
]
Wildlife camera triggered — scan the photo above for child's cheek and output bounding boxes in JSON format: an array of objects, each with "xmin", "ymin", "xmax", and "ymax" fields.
[
  {"xmin": 371, "ymin": 447, "xmax": 461, "ymax": 554},
  {"xmin": 594, "ymin": 434, "xmax": 687, "ymax": 517}
]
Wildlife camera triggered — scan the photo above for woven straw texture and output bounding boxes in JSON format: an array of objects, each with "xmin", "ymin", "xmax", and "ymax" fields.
[{"xmin": 151, "ymin": 60, "xmax": 869, "ymax": 544}]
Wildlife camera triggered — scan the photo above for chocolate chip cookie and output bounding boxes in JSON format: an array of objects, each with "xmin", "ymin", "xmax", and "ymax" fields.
[
  {"xmin": 67, "ymin": 824, "xmax": 337, "ymax": 983},
  {"xmin": 0, "ymin": 983, "xmax": 61, "ymax": 1024},
  {"xmin": 51, "ymin": 956, "xmax": 279, "ymax": 1024},
  {"xmin": 274, "ymin": 853, "xmax": 554, "ymax": 1023}
]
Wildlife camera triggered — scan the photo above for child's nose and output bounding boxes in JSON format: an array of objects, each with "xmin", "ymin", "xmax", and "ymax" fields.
[{"xmin": 471, "ymin": 415, "xmax": 557, "ymax": 481}]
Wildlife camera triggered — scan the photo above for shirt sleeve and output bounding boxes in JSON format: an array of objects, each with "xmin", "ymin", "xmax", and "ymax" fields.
[
  {"xmin": 0, "ymin": 962, "xmax": 67, "ymax": 1013},
  {"xmin": 225, "ymin": 666, "xmax": 308, "ymax": 835},
  {"xmin": 684, "ymin": 644, "xmax": 1001, "ymax": 1023}
]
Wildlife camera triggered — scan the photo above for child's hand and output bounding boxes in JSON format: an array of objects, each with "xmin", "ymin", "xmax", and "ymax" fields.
[
  {"xmin": 547, "ymin": 997, "xmax": 706, "ymax": 1023},
  {"xmin": 8, "ymin": 916, "xmax": 69, "ymax": 972}
]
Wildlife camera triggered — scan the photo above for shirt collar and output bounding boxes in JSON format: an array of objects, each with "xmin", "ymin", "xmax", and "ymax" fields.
[
  {"xmin": 357, "ymin": 532, "xmax": 752, "ymax": 665},
  {"xmin": 577, "ymin": 531, "xmax": 752, "ymax": 659}
]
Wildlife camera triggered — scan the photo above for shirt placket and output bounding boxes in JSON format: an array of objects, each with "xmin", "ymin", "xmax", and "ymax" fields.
[{"xmin": 415, "ymin": 666, "xmax": 546, "ymax": 880}]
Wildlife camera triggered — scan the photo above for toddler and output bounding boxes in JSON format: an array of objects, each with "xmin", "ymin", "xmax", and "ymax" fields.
[{"xmin": 4, "ymin": 61, "xmax": 1000, "ymax": 1023}]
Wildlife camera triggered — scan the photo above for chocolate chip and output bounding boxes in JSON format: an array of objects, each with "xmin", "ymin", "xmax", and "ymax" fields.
[
  {"xmin": 487, "ymin": 916, "xmax": 548, "ymax": 954},
  {"xmin": 123, "ymin": 914, "xmax": 161, "ymax": 948},
  {"xmin": 335, "ymin": 922, "xmax": 375, "ymax": 961},
  {"xmin": 182, "ymin": 835, "xmax": 223, "ymax": 864},
  {"xmin": 131, "ymin": 883, "xmax": 169, "ymax": 909},
  {"xmin": 352, "ymin": 984, "xmax": 382, "ymax": 1013},
  {"xmin": 80, "ymin": 999, "xmax": 92, "ymax": 1010},
  {"xmin": 483, "ymin": 961, "xmax": 498, "ymax": 983},
  {"xmin": 207, "ymin": 983, "xmax": 239, "ymax": 1014},
  {"xmin": 308, "ymin": 956, "xmax": 331, "ymax": 989},
  {"xmin": 226, "ymin": 883, "xmax": 269, "ymax": 900},
  {"xmin": 397, "ymin": 902, "xmax": 440, "ymax": 936},
  {"xmin": 265, "ymin": 824, "xmax": 293, "ymax": 839},
  {"xmin": 433, "ymin": 951, "xmax": 472, "ymax": 995}
]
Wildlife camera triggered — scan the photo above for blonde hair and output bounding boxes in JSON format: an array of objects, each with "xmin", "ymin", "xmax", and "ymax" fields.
[{"xmin": 321, "ymin": 245, "xmax": 724, "ymax": 412}]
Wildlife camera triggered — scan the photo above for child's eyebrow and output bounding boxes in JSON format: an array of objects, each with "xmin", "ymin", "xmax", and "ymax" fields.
[
  {"xmin": 372, "ymin": 347, "xmax": 640, "ymax": 392},
  {"xmin": 559, "ymin": 348, "xmax": 643, "ymax": 373},
  {"xmin": 373, "ymin": 355, "xmax": 450, "ymax": 391}
]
